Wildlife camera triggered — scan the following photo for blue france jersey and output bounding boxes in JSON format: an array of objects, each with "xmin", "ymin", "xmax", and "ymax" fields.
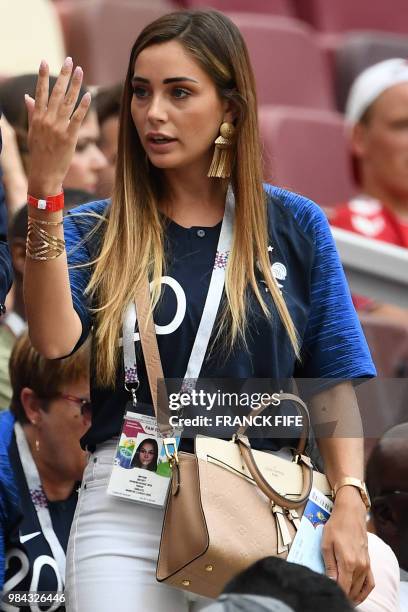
[
  {"xmin": 63, "ymin": 186, "xmax": 375, "ymax": 452},
  {"xmin": 0, "ymin": 414, "xmax": 78, "ymax": 609}
]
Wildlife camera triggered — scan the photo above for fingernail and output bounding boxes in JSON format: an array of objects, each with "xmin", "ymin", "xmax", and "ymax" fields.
[
  {"xmin": 83, "ymin": 92, "xmax": 92, "ymax": 103},
  {"xmin": 39, "ymin": 60, "xmax": 47, "ymax": 70},
  {"xmin": 74, "ymin": 66, "xmax": 83, "ymax": 77},
  {"xmin": 64, "ymin": 57, "xmax": 73, "ymax": 67}
]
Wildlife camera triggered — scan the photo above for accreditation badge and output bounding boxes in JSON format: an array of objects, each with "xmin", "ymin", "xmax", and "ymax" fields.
[{"xmin": 107, "ymin": 410, "xmax": 182, "ymax": 507}]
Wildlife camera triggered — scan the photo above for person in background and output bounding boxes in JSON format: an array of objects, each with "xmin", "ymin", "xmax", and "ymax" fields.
[
  {"xmin": 205, "ymin": 545, "xmax": 400, "ymax": 612},
  {"xmin": 0, "ymin": 129, "xmax": 102, "ymax": 409},
  {"xmin": 0, "ymin": 207, "xmax": 28, "ymax": 408},
  {"xmin": 0, "ymin": 113, "xmax": 13, "ymax": 324},
  {"xmin": 95, "ymin": 82, "xmax": 122, "ymax": 198},
  {"xmin": 366, "ymin": 423, "xmax": 408, "ymax": 610},
  {"xmin": 0, "ymin": 114, "xmax": 28, "ymax": 214},
  {"xmin": 0, "ymin": 333, "xmax": 91, "ymax": 605},
  {"xmin": 203, "ymin": 556, "xmax": 354, "ymax": 612},
  {"xmin": 0, "ymin": 73, "xmax": 108, "ymax": 206},
  {"xmin": 331, "ymin": 58, "xmax": 408, "ymax": 322}
]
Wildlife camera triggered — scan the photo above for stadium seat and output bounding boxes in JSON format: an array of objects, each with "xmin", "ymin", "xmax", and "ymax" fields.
[
  {"xmin": 181, "ymin": 0, "xmax": 294, "ymax": 16},
  {"xmin": 360, "ymin": 316, "xmax": 408, "ymax": 378},
  {"xmin": 0, "ymin": 0, "xmax": 65, "ymax": 77},
  {"xmin": 356, "ymin": 316, "xmax": 408, "ymax": 458},
  {"xmin": 294, "ymin": 0, "xmax": 408, "ymax": 35},
  {"xmin": 56, "ymin": 0, "xmax": 173, "ymax": 86},
  {"xmin": 227, "ymin": 14, "xmax": 334, "ymax": 109},
  {"xmin": 334, "ymin": 32, "xmax": 408, "ymax": 112},
  {"xmin": 259, "ymin": 106, "xmax": 354, "ymax": 207}
]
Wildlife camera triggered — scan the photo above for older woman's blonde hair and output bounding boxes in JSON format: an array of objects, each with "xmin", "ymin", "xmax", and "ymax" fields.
[{"xmin": 10, "ymin": 332, "xmax": 90, "ymax": 424}]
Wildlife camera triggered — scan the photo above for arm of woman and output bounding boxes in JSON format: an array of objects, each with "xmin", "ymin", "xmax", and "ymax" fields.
[
  {"xmin": 23, "ymin": 59, "xmax": 91, "ymax": 358},
  {"xmin": 309, "ymin": 381, "xmax": 374, "ymax": 606},
  {"xmin": 0, "ymin": 115, "xmax": 28, "ymax": 213}
]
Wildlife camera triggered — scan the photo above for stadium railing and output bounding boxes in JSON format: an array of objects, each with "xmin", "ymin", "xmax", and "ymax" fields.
[{"xmin": 331, "ymin": 227, "xmax": 408, "ymax": 309}]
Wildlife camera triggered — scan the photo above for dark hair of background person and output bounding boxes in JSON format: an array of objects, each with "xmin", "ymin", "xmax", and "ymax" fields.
[
  {"xmin": 0, "ymin": 74, "xmax": 90, "ymax": 171},
  {"xmin": 366, "ymin": 422, "xmax": 408, "ymax": 571},
  {"xmin": 9, "ymin": 332, "xmax": 90, "ymax": 424},
  {"xmin": 95, "ymin": 83, "xmax": 123, "ymax": 126},
  {"xmin": 8, "ymin": 205, "xmax": 27, "ymax": 246},
  {"xmin": 0, "ymin": 74, "xmax": 89, "ymax": 133},
  {"xmin": 132, "ymin": 438, "xmax": 159, "ymax": 472},
  {"xmin": 222, "ymin": 557, "xmax": 353, "ymax": 612}
]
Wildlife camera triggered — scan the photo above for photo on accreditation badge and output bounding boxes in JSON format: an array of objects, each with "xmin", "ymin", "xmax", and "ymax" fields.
[
  {"xmin": 108, "ymin": 412, "xmax": 179, "ymax": 507},
  {"xmin": 114, "ymin": 413, "xmax": 162, "ymax": 472}
]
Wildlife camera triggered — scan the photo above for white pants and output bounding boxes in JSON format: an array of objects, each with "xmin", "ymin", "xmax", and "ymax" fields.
[{"xmin": 65, "ymin": 440, "xmax": 212, "ymax": 612}]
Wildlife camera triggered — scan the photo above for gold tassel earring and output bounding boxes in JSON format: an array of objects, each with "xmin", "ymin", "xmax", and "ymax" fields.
[{"xmin": 208, "ymin": 122, "xmax": 236, "ymax": 179}]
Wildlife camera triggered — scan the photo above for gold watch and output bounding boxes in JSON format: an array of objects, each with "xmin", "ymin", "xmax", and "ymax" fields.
[{"xmin": 332, "ymin": 477, "xmax": 371, "ymax": 510}]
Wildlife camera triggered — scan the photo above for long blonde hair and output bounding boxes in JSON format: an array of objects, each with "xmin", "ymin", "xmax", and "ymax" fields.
[{"xmin": 87, "ymin": 10, "xmax": 299, "ymax": 387}]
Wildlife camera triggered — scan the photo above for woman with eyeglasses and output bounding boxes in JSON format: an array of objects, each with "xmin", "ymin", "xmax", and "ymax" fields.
[{"xmin": 0, "ymin": 332, "xmax": 90, "ymax": 610}]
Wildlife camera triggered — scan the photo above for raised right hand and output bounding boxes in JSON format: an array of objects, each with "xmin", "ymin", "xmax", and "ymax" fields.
[{"xmin": 25, "ymin": 57, "xmax": 91, "ymax": 199}]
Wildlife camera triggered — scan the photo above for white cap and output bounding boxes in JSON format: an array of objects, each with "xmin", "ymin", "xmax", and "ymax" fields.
[{"xmin": 345, "ymin": 58, "xmax": 408, "ymax": 126}]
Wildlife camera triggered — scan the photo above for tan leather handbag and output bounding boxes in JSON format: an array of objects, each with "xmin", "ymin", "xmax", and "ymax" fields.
[{"xmin": 135, "ymin": 281, "xmax": 331, "ymax": 600}]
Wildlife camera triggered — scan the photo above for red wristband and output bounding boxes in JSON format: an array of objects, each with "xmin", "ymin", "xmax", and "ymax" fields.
[{"xmin": 27, "ymin": 191, "xmax": 64, "ymax": 212}]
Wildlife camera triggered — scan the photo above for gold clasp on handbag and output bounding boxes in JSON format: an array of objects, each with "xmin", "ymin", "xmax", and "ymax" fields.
[
  {"xmin": 292, "ymin": 452, "xmax": 301, "ymax": 464},
  {"xmin": 164, "ymin": 438, "xmax": 179, "ymax": 467},
  {"xmin": 292, "ymin": 452, "xmax": 313, "ymax": 468}
]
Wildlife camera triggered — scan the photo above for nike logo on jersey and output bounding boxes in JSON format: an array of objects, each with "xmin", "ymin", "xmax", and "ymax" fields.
[{"xmin": 20, "ymin": 531, "xmax": 41, "ymax": 543}]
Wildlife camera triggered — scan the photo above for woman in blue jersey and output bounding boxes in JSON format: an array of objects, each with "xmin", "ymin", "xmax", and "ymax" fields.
[
  {"xmin": 23, "ymin": 10, "xmax": 380, "ymax": 612},
  {"xmin": 0, "ymin": 333, "xmax": 90, "ymax": 610}
]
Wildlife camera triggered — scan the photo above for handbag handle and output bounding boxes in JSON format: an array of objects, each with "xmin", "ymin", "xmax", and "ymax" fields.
[
  {"xmin": 234, "ymin": 394, "xmax": 313, "ymax": 509},
  {"xmin": 235, "ymin": 435, "xmax": 313, "ymax": 509},
  {"xmin": 235, "ymin": 392, "xmax": 311, "ymax": 456}
]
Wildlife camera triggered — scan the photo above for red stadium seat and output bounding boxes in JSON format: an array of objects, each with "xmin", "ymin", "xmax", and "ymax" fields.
[
  {"xmin": 259, "ymin": 106, "xmax": 354, "ymax": 208},
  {"xmin": 334, "ymin": 32, "xmax": 408, "ymax": 112},
  {"xmin": 228, "ymin": 14, "xmax": 334, "ymax": 109},
  {"xmin": 360, "ymin": 316, "xmax": 408, "ymax": 378},
  {"xmin": 356, "ymin": 315, "xmax": 408, "ymax": 459},
  {"xmin": 294, "ymin": 0, "xmax": 408, "ymax": 35},
  {"xmin": 56, "ymin": 0, "xmax": 173, "ymax": 86},
  {"xmin": 181, "ymin": 0, "xmax": 294, "ymax": 16}
]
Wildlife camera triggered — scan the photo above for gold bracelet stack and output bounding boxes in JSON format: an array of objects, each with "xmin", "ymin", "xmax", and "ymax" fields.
[{"xmin": 26, "ymin": 217, "xmax": 65, "ymax": 261}]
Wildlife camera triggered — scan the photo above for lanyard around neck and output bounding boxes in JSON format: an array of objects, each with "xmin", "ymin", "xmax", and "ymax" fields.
[
  {"xmin": 14, "ymin": 422, "xmax": 67, "ymax": 585},
  {"xmin": 122, "ymin": 185, "xmax": 235, "ymax": 395}
]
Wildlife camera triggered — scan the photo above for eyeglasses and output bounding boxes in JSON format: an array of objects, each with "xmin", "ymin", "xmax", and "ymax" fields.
[{"xmin": 57, "ymin": 393, "xmax": 92, "ymax": 418}]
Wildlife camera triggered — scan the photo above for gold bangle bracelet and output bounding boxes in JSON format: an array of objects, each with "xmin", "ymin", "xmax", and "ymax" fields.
[
  {"xmin": 26, "ymin": 218, "xmax": 66, "ymax": 261},
  {"xmin": 27, "ymin": 216, "xmax": 63, "ymax": 227}
]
